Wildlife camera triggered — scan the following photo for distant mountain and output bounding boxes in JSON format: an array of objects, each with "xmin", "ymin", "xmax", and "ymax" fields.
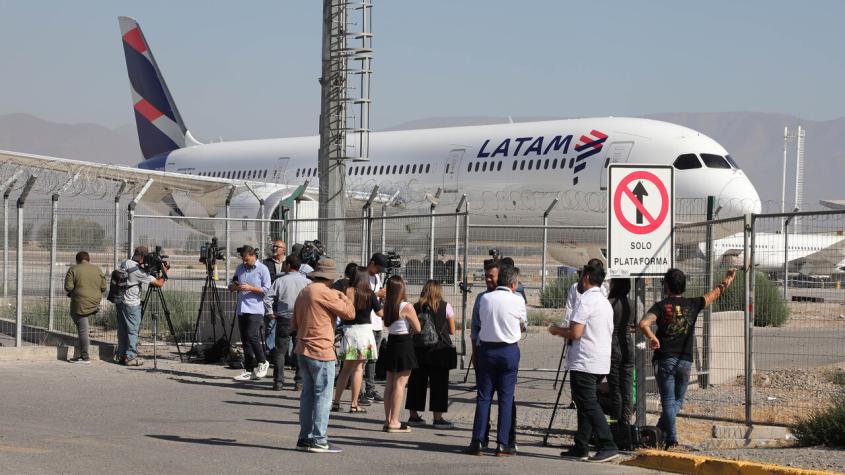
[
  {"xmin": 0, "ymin": 113, "xmax": 141, "ymax": 166},
  {"xmin": 1, "ymin": 111, "xmax": 842, "ymax": 207}
]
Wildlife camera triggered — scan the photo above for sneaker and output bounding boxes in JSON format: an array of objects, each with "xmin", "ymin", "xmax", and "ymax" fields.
[
  {"xmin": 125, "ymin": 357, "xmax": 144, "ymax": 366},
  {"xmin": 407, "ymin": 415, "xmax": 426, "ymax": 427},
  {"xmin": 272, "ymin": 382, "xmax": 283, "ymax": 391},
  {"xmin": 307, "ymin": 441, "xmax": 343, "ymax": 454},
  {"xmin": 560, "ymin": 447, "xmax": 589, "ymax": 461},
  {"xmin": 432, "ymin": 418, "xmax": 455, "ymax": 429},
  {"xmin": 254, "ymin": 361, "xmax": 269, "ymax": 378},
  {"xmin": 368, "ymin": 391, "xmax": 384, "ymax": 403},
  {"xmin": 69, "ymin": 356, "xmax": 91, "ymax": 364},
  {"xmin": 357, "ymin": 395, "xmax": 372, "ymax": 407},
  {"xmin": 295, "ymin": 438, "xmax": 310, "ymax": 451},
  {"xmin": 664, "ymin": 440, "xmax": 679, "ymax": 451},
  {"xmin": 588, "ymin": 449, "xmax": 620, "ymax": 463},
  {"xmin": 233, "ymin": 370, "xmax": 253, "ymax": 381}
]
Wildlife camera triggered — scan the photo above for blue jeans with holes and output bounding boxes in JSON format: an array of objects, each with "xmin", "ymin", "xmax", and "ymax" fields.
[
  {"xmin": 655, "ymin": 357, "xmax": 692, "ymax": 444},
  {"xmin": 298, "ymin": 355, "xmax": 336, "ymax": 445}
]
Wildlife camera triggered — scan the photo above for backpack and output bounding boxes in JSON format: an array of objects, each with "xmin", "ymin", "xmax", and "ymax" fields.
[
  {"xmin": 106, "ymin": 263, "xmax": 140, "ymax": 303},
  {"xmin": 413, "ymin": 306, "xmax": 440, "ymax": 348}
]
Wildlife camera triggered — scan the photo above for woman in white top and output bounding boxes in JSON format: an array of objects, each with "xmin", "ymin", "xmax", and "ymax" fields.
[{"xmin": 380, "ymin": 275, "xmax": 421, "ymax": 433}]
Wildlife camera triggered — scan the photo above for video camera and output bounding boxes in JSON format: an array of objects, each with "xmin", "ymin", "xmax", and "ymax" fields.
[
  {"xmin": 384, "ymin": 251, "xmax": 401, "ymax": 273},
  {"xmin": 143, "ymin": 246, "xmax": 169, "ymax": 279},
  {"xmin": 199, "ymin": 237, "xmax": 225, "ymax": 266},
  {"xmin": 488, "ymin": 249, "xmax": 502, "ymax": 261},
  {"xmin": 299, "ymin": 240, "xmax": 326, "ymax": 268}
]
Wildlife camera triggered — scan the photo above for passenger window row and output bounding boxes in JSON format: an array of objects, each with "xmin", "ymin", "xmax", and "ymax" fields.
[
  {"xmin": 343, "ymin": 163, "xmax": 432, "ymax": 177},
  {"xmin": 467, "ymin": 157, "xmax": 566, "ymax": 173},
  {"xmin": 195, "ymin": 169, "xmax": 269, "ymax": 179}
]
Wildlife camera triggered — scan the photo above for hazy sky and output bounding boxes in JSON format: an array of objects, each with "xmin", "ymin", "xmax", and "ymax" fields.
[{"xmin": 1, "ymin": 1, "xmax": 843, "ymax": 140}]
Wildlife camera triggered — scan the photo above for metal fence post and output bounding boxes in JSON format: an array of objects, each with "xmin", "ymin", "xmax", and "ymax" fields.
[
  {"xmin": 48, "ymin": 193, "xmax": 59, "ymax": 331},
  {"xmin": 15, "ymin": 176, "xmax": 36, "ymax": 347},
  {"xmin": 541, "ymin": 195, "xmax": 560, "ymax": 292},
  {"xmin": 634, "ymin": 277, "xmax": 647, "ymax": 427},
  {"xmin": 427, "ymin": 188, "xmax": 441, "ymax": 281},
  {"xmin": 225, "ymin": 186, "xmax": 235, "ymax": 281},
  {"xmin": 743, "ymin": 213, "xmax": 754, "ymax": 427},
  {"xmin": 2, "ymin": 171, "xmax": 21, "ymax": 300},
  {"xmin": 113, "ymin": 181, "xmax": 127, "ymax": 269},
  {"xmin": 380, "ymin": 205, "xmax": 386, "ymax": 253},
  {"xmin": 460, "ymin": 200, "xmax": 469, "ymax": 365},
  {"xmin": 454, "ymin": 194, "xmax": 466, "ymax": 296},
  {"xmin": 702, "ymin": 196, "xmax": 715, "ymax": 388},
  {"xmin": 128, "ymin": 179, "xmax": 153, "ymax": 258},
  {"xmin": 782, "ymin": 209, "xmax": 797, "ymax": 300}
]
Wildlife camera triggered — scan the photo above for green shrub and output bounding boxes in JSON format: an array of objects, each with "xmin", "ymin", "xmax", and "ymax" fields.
[
  {"xmin": 793, "ymin": 394, "xmax": 845, "ymax": 447},
  {"xmin": 540, "ymin": 274, "xmax": 579, "ymax": 309},
  {"xmin": 527, "ymin": 310, "xmax": 559, "ymax": 326},
  {"xmin": 37, "ymin": 218, "xmax": 106, "ymax": 251},
  {"xmin": 713, "ymin": 269, "xmax": 790, "ymax": 327}
]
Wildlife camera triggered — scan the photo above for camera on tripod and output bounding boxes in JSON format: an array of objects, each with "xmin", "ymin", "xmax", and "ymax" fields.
[
  {"xmin": 299, "ymin": 240, "xmax": 326, "ymax": 268},
  {"xmin": 384, "ymin": 251, "xmax": 401, "ymax": 273},
  {"xmin": 199, "ymin": 237, "xmax": 225, "ymax": 267},
  {"xmin": 488, "ymin": 248, "xmax": 502, "ymax": 261},
  {"xmin": 143, "ymin": 246, "xmax": 169, "ymax": 279}
]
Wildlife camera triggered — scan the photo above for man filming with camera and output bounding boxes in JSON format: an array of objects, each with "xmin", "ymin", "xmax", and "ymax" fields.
[
  {"xmin": 230, "ymin": 245, "xmax": 272, "ymax": 381},
  {"xmin": 114, "ymin": 246, "xmax": 167, "ymax": 366}
]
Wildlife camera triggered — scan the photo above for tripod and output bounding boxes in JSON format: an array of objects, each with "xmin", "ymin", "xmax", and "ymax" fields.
[
  {"xmin": 140, "ymin": 284, "xmax": 184, "ymax": 363},
  {"xmin": 189, "ymin": 261, "xmax": 230, "ymax": 359},
  {"xmin": 542, "ymin": 342, "xmax": 570, "ymax": 446}
]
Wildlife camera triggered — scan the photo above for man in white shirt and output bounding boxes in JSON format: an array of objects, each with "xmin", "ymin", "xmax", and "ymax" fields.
[
  {"xmin": 361, "ymin": 252, "xmax": 389, "ymax": 405},
  {"xmin": 563, "ymin": 258, "xmax": 608, "ymax": 325},
  {"xmin": 466, "ymin": 265, "xmax": 527, "ymax": 457},
  {"xmin": 550, "ymin": 264, "xmax": 618, "ymax": 463}
]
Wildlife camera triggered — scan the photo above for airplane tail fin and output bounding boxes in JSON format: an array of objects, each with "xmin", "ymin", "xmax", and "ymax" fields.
[{"xmin": 118, "ymin": 16, "xmax": 200, "ymax": 160}]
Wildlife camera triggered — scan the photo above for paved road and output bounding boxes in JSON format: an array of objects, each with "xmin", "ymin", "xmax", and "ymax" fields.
[{"xmin": 0, "ymin": 360, "xmax": 663, "ymax": 475}]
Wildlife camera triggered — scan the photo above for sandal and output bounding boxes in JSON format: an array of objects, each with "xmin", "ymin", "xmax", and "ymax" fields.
[
  {"xmin": 331, "ymin": 401, "xmax": 341, "ymax": 412},
  {"xmin": 383, "ymin": 423, "xmax": 412, "ymax": 433},
  {"xmin": 349, "ymin": 406, "xmax": 367, "ymax": 414}
]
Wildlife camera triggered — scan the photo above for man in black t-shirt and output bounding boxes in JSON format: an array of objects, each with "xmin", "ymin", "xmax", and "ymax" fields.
[{"xmin": 639, "ymin": 267, "xmax": 736, "ymax": 449}]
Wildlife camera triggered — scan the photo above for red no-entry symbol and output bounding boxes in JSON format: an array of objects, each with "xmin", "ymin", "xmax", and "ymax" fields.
[{"xmin": 613, "ymin": 171, "xmax": 669, "ymax": 235}]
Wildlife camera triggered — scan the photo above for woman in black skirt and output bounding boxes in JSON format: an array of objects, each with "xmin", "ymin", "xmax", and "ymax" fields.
[{"xmin": 381, "ymin": 275, "xmax": 421, "ymax": 433}]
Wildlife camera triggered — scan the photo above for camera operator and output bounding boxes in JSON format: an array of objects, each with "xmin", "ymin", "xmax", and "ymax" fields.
[
  {"xmin": 264, "ymin": 254, "xmax": 309, "ymax": 391},
  {"xmin": 360, "ymin": 252, "xmax": 389, "ymax": 406},
  {"xmin": 114, "ymin": 246, "xmax": 166, "ymax": 366},
  {"xmin": 564, "ymin": 258, "xmax": 608, "ymax": 325},
  {"xmin": 229, "ymin": 245, "xmax": 272, "ymax": 382}
]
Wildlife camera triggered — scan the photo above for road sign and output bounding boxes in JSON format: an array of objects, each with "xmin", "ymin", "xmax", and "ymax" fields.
[{"xmin": 607, "ymin": 164, "xmax": 673, "ymax": 277}]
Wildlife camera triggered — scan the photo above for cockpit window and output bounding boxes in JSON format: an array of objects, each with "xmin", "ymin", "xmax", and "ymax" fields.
[
  {"xmin": 725, "ymin": 155, "xmax": 740, "ymax": 169},
  {"xmin": 701, "ymin": 153, "xmax": 731, "ymax": 169},
  {"xmin": 673, "ymin": 154, "xmax": 702, "ymax": 170}
]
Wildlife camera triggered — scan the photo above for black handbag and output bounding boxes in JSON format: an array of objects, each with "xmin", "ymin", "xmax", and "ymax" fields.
[{"xmin": 432, "ymin": 307, "xmax": 458, "ymax": 370}]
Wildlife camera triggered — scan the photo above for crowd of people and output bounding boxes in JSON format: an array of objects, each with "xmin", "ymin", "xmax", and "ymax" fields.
[{"xmin": 63, "ymin": 241, "xmax": 737, "ymax": 458}]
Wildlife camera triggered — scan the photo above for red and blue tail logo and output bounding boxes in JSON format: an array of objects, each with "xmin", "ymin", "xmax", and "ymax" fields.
[
  {"xmin": 571, "ymin": 130, "xmax": 608, "ymax": 185},
  {"xmin": 119, "ymin": 16, "xmax": 188, "ymax": 161}
]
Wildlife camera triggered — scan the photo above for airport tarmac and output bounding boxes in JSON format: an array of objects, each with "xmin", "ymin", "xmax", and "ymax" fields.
[{"xmin": 0, "ymin": 359, "xmax": 664, "ymax": 475}]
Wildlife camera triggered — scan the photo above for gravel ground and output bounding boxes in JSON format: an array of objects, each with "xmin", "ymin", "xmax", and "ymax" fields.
[{"xmin": 695, "ymin": 446, "xmax": 845, "ymax": 473}]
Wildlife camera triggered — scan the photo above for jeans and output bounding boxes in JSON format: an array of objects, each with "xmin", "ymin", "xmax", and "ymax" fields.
[
  {"xmin": 116, "ymin": 303, "xmax": 142, "ymax": 359},
  {"xmin": 364, "ymin": 330, "xmax": 383, "ymax": 394},
  {"xmin": 238, "ymin": 313, "xmax": 266, "ymax": 371},
  {"xmin": 272, "ymin": 317, "xmax": 301, "ymax": 384},
  {"xmin": 298, "ymin": 355, "xmax": 336, "ymax": 445},
  {"xmin": 655, "ymin": 357, "xmax": 692, "ymax": 443},
  {"xmin": 71, "ymin": 313, "xmax": 91, "ymax": 359},
  {"xmin": 471, "ymin": 342, "xmax": 519, "ymax": 448},
  {"xmin": 607, "ymin": 332, "xmax": 635, "ymax": 425},
  {"xmin": 570, "ymin": 370, "xmax": 617, "ymax": 452}
]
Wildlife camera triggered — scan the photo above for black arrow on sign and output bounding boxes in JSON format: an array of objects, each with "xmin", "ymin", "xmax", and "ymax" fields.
[{"xmin": 632, "ymin": 181, "xmax": 648, "ymax": 224}]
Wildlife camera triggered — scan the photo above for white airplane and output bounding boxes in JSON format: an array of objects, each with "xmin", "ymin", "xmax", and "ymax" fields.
[
  {"xmin": 117, "ymin": 16, "xmax": 761, "ymax": 227},
  {"xmin": 702, "ymin": 232, "xmax": 845, "ymax": 275},
  {"xmin": 0, "ymin": 16, "xmax": 764, "ymax": 268}
]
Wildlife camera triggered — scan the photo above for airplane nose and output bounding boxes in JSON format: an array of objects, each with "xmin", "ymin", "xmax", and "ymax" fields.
[{"xmin": 715, "ymin": 176, "xmax": 762, "ymax": 218}]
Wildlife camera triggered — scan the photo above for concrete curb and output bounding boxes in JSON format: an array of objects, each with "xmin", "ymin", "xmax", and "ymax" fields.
[{"xmin": 622, "ymin": 449, "xmax": 837, "ymax": 475}]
